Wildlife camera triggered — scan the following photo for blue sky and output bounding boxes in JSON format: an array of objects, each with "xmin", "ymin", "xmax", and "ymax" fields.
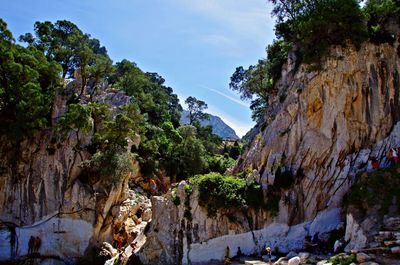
[{"xmin": 0, "ymin": 0, "xmax": 275, "ymax": 136}]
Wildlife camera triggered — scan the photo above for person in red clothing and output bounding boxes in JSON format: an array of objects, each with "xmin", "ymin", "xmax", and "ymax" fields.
[
  {"xmin": 389, "ymin": 148, "xmax": 398, "ymax": 165},
  {"xmin": 371, "ymin": 157, "xmax": 379, "ymax": 169}
]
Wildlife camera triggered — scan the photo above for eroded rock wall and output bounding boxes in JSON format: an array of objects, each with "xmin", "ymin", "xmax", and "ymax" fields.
[
  {"xmin": 236, "ymin": 41, "xmax": 400, "ymax": 221},
  {"xmin": 0, "ymin": 82, "xmax": 140, "ymax": 263}
]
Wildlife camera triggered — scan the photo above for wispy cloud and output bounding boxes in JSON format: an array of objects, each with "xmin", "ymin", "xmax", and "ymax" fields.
[
  {"xmin": 199, "ymin": 85, "xmax": 249, "ymax": 108},
  {"xmin": 177, "ymin": 0, "xmax": 274, "ymax": 41}
]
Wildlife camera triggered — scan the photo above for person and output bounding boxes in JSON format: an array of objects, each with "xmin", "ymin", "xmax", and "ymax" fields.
[
  {"xmin": 266, "ymin": 246, "xmax": 272, "ymax": 265},
  {"xmin": 149, "ymin": 179, "xmax": 157, "ymax": 195},
  {"xmin": 371, "ymin": 157, "xmax": 379, "ymax": 170},
  {"xmin": 34, "ymin": 236, "xmax": 41, "ymax": 253},
  {"xmin": 236, "ymin": 246, "xmax": 242, "ymax": 260},
  {"xmin": 224, "ymin": 246, "xmax": 231, "ymax": 264},
  {"xmin": 394, "ymin": 148, "xmax": 399, "ymax": 164},
  {"xmin": 389, "ymin": 148, "xmax": 397, "ymax": 165},
  {"xmin": 28, "ymin": 236, "xmax": 35, "ymax": 255}
]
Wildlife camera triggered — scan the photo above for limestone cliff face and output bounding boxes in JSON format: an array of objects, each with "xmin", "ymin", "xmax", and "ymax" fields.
[
  {"xmin": 140, "ymin": 40, "xmax": 400, "ymax": 264},
  {"xmin": 0, "ymin": 82, "xmax": 142, "ymax": 263},
  {"xmin": 236, "ymin": 41, "xmax": 400, "ymax": 221}
]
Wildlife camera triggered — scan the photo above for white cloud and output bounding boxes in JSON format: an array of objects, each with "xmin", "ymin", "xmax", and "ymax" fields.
[{"xmin": 199, "ymin": 85, "xmax": 249, "ymax": 108}]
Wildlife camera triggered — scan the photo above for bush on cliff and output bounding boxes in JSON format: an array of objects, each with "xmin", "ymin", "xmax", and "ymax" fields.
[
  {"xmin": 344, "ymin": 165, "xmax": 400, "ymax": 215},
  {"xmin": 189, "ymin": 173, "xmax": 266, "ymax": 217}
]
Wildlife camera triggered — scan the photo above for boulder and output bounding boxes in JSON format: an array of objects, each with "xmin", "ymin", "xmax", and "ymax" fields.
[
  {"xmin": 288, "ymin": 256, "xmax": 300, "ymax": 265},
  {"xmin": 356, "ymin": 252, "xmax": 372, "ymax": 263}
]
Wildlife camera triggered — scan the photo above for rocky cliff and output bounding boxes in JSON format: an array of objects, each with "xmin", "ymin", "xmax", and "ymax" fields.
[
  {"xmin": 0, "ymin": 82, "xmax": 150, "ymax": 264},
  {"xmin": 139, "ymin": 39, "xmax": 400, "ymax": 264}
]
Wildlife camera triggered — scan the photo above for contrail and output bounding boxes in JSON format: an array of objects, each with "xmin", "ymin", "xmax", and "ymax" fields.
[{"xmin": 199, "ymin": 85, "xmax": 249, "ymax": 108}]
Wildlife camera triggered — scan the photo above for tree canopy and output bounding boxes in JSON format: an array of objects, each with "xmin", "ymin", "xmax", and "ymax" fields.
[
  {"xmin": 185, "ymin": 96, "xmax": 210, "ymax": 125},
  {"xmin": 0, "ymin": 18, "xmax": 62, "ymax": 139}
]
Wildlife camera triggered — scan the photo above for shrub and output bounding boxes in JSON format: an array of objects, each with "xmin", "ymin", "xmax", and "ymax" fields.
[
  {"xmin": 344, "ymin": 165, "xmax": 400, "ymax": 215},
  {"xmin": 171, "ymin": 188, "xmax": 181, "ymax": 206},
  {"xmin": 327, "ymin": 254, "xmax": 356, "ymax": 265},
  {"xmin": 189, "ymin": 172, "xmax": 265, "ymax": 217}
]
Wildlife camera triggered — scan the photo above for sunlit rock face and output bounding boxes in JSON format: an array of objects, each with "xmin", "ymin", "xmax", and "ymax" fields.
[
  {"xmin": 0, "ymin": 83, "xmax": 140, "ymax": 263},
  {"xmin": 140, "ymin": 40, "xmax": 400, "ymax": 264},
  {"xmin": 236, "ymin": 41, "xmax": 400, "ymax": 221}
]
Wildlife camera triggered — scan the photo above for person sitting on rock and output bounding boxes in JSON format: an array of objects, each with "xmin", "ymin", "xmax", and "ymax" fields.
[
  {"xmin": 236, "ymin": 246, "xmax": 242, "ymax": 260},
  {"xmin": 223, "ymin": 246, "xmax": 231, "ymax": 264}
]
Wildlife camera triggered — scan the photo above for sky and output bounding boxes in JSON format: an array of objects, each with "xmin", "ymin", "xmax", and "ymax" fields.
[{"xmin": 0, "ymin": 0, "xmax": 275, "ymax": 137}]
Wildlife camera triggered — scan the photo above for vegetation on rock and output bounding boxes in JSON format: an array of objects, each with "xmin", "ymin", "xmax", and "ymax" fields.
[
  {"xmin": 189, "ymin": 172, "xmax": 266, "ymax": 217},
  {"xmin": 0, "ymin": 17, "xmax": 242, "ymax": 187},
  {"xmin": 344, "ymin": 165, "xmax": 400, "ymax": 215},
  {"xmin": 230, "ymin": 0, "xmax": 400, "ymax": 122}
]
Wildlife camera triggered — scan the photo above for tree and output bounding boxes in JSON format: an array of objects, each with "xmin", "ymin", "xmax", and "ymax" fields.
[
  {"xmin": 364, "ymin": 0, "xmax": 400, "ymax": 44},
  {"xmin": 229, "ymin": 141, "xmax": 241, "ymax": 160},
  {"xmin": 0, "ymin": 19, "xmax": 62, "ymax": 139},
  {"xmin": 185, "ymin": 96, "xmax": 210, "ymax": 125},
  {"xmin": 270, "ymin": 0, "xmax": 367, "ymax": 64},
  {"xmin": 20, "ymin": 20, "xmax": 112, "ymax": 94},
  {"xmin": 173, "ymin": 126, "xmax": 208, "ymax": 179}
]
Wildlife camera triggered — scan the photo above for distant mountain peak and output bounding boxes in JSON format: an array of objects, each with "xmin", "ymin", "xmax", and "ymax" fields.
[{"xmin": 180, "ymin": 110, "xmax": 239, "ymax": 140}]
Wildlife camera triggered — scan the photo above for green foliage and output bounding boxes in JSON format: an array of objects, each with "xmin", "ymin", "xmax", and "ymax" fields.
[
  {"xmin": 1, "ymin": 18, "xmax": 231, "ymax": 186},
  {"xmin": 271, "ymin": 0, "xmax": 367, "ymax": 64},
  {"xmin": 364, "ymin": 0, "xmax": 400, "ymax": 44},
  {"xmin": 207, "ymin": 155, "xmax": 236, "ymax": 174},
  {"xmin": 344, "ymin": 165, "xmax": 400, "ymax": 215},
  {"xmin": 172, "ymin": 126, "xmax": 208, "ymax": 180},
  {"xmin": 82, "ymin": 145, "xmax": 135, "ymax": 185},
  {"xmin": 327, "ymin": 254, "xmax": 356, "ymax": 265},
  {"xmin": 185, "ymin": 96, "xmax": 210, "ymax": 125},
  {"xmin": 228, "ymin": 141, "xmax": 242, "ymax": 160},
  {"xmin": 0, "ymin": 18, "xmax": 62, "ymax": 139},
  {"xmin": 20, "ymin": 20, "xmax": 111, "ymax": 85},
  {"xmin": 195, "ymin": 123, "xmax": 222, "ymax": 154},
  {"xmin": 111, "ymin": 60, "xmax": 182, "ymax": 127},
  {"xmin": 189, "ymin": 173, "xmax": 264, "ymax": 217},
  {"xmin": 56, "ymin": 103, "xmax": 94, "ymax": 133},
  {"xmin": 171, "ymin": 188, "xmax": 181, "ymax": 206},
  {"xmin": 184, "ymin": 184, "xmax": 193, "ymax": 195},
  {"xmin": 229, "ymin": 40, "xmax": 289, "ymax": 122}
]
